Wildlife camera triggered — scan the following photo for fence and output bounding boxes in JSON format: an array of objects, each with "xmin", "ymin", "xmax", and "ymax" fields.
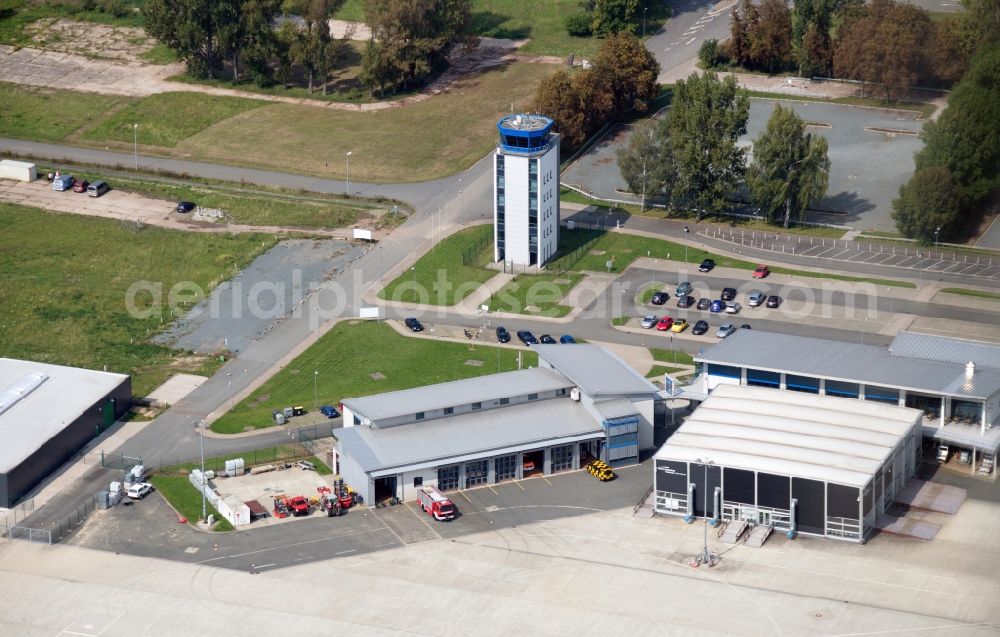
[
  {"xmin": 3, "ymin": 492, "xmax": 101, "ymax": 545},
  {"xmin": 461, "ymin": 235, "xmax": 493, "ymax": 267},
  {"xmin": 154, "ymin": 440, "xmax": 320, "ymax": 476}
]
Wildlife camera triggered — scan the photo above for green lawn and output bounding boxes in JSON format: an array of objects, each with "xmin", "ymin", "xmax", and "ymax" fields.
[
  {"xmin": 379, "ymin": 224, "xmax": 496, "ymax": 306},
  {"xmin": 139, "ymin": 42, "xmax": 178, "ymax": 64},
  {"xmin": 0, "ymin": 0, "xmax": 145, "ymax": 46},
  {"xmin": 0, "ymin": 83, "xmax": 126, "ymax": 141},
  {"xmin": 487, "ymin": 272, "xmax": 583, "ymax": 317},
  {"xmin": 646, "ymin": 364, "xmax": 688, "ymax": 379},
  {"xmin": 82, "ymin": 92, "xmax": 265, "ymax": 148},
  {"xmin": 149, "ymin": 476, "xmax": 233, "ymax": 531},
  {"xmin": 0, "ymin": 202, "xmax": 276, "ymax": 395},
  {"xmin": 612, "ymin": 316, "xmax": 631, "ymax": 326},
  {"xmin": 155, "ymin": 444, "xmax": 309, "ymax": 475},
  {"xmin": 210, "ymin": 320, "xmax": 540, "ymax": 433},
  {"xmin": 649, "ymin": 347, "xmax": 695, "ymax": 366},
  {"xmin": 939, "ymin": 288, "xmax": 1000, "ymax": 301}
]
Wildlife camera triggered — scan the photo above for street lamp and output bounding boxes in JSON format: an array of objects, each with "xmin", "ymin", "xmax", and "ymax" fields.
[
  {"xmin": 313, "ymin": 370, "xmax": 318, "ymax": 410},
  {"xmin": 643, "ymin": 6, "xmax": 648, "ymax": 37},
  {"xmin": 346, "ymin": 151, "xmax": 352, "ymax": 197},
  {"xmin": 411, "ymin": 266, "xmax": 416, "ymax": 304},
  {"xmin": 378, "ymin": 244, "xmax": 384, "ymax": 282},
  {"xmin": 132, "ymin": 123, "xmax": 138, "ymax": 171},
  {"xmin": 934, "ymin": 226, "xmax": 941, "ymax": 248},
  {"xmin": 695, "ymin": 458, "xmax": 715, "ymax": 566},
  {"xmin": 197, "ymin": 419, "xmax": 207, "ymax": 523}
]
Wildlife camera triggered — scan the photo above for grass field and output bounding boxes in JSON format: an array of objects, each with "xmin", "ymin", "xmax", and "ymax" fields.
[
  {"xmin": 81, "ymin": 92, "xmax": 264, "ymax": 147},
  {"xmin": 939, "ymin": 288, "xmax": 1000, "ymax": 301},
  {"xmin": 379, "ymin": 224, "xmax": 496, "ymax": 306},
  {"xmin": 648, "ymin": 347, "xmax": 695, "ymax": 366},
  {"xmin": 155, "ymin": 444, "xmax": 309, "ymax": 475},
  {"xmin": 487, "ymin": 272, "xmax": 583, "ymax": 317},
  {"xmin": 0, "ymin": 202, "xmax": 276, "ymax": 395},
  {"xmin": 210, "ymin": 320, "xmax": 539, "ymax": 433},
  {"xmin": 0, "ymin": 83, "xmax": 126, "ymax": 141},
  {"xmin": 149, "ymin": 476, "xmax": 233, "ymax": 531},
  {"xmin": 0, "ymin": 0, "xmax": 145, "ymax": 46}
]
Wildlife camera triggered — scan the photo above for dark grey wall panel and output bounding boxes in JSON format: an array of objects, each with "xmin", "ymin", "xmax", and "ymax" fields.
[
  {"xmin": 757, "ymin": 473, "xmax": 790, "ymax": 509},
  {"xmin": 655, "ymin": 459, "xmax": 688, "ymax": 493},
  {"xmin": 691, "ymin": 464, "xmax": 721, "ymax": 517},
  {"xmin": 792, "ymin": 478, "xmax": 825, "ymax": 535},
  {"xmin": 723, "ymin": 467, "xmax": 755, "ymax": 504},
  {"xmin": 827, "ymin": 483, "xmax": 860, "ymax": 519}
]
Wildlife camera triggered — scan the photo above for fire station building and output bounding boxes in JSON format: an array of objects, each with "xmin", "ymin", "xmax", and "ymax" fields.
[{"xmin": 335, "ymin": 345, "xmax": 661, "ymax": 505}]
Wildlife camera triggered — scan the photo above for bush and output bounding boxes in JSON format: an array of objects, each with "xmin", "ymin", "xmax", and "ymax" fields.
[
  {"xmin": 565, "ymin": 13, "xmax": 593, "ymax": 37},
  {"xmin": 699, "ymin": 39, "xmax": 719, "ymax": 68}
]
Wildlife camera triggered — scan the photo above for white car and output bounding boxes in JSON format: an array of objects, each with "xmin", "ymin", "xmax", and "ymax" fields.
[
  {"xmin": 725, "ymin": 302, "xmax": 742, "ymax": 314},
  {"xmin": 748, "ymin": 291, "xmax": 766, "ymax": 307},
  {"xmin": 716, "ymin": 324, "xmax": 736, "ymax": 338},
  {"xmin": 640, "ymin": 314, "xmax": 658, "ymax": 329},
  {"xmin": 127, "ymin": 482, "xmax": 154, "ymax": 500}
]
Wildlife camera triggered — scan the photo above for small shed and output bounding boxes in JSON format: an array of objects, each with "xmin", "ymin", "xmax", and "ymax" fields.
[{"xmin": 0, "ymin": 160, "xmax": 37, "ymax": 182}]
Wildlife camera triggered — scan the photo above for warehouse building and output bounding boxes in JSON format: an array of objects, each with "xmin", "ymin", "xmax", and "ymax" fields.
[
  {"xmin": 693, "ymin": 330, "xmax": 1000, "ymax": 475},
  {"xmin": 0, "ymin": 358, "xmax": 132, "ymax": 507},
  {"xmin": 653, "ymin": 384, "xmax": 922, "ymax": 542},
  {"xmin": 336, "ymin": 345, "xmax": 660, "ymax": 504}
]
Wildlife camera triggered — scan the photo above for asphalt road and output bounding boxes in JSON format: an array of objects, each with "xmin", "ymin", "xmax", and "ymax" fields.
[{"xmin": 646, "ymin": 0, "xmax": 733, "ymax": 82}]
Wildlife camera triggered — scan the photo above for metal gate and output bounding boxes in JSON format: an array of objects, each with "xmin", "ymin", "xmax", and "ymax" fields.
[
  {"xmin": 495, "ymin": 454, "xmax": 517, "ymax": 481},
  {"xmin": 437, "ymin": 465, "xmax": 459, "ymax": 491},
  {"xmin": 464, "ymin": 460, "xmax": 488, "ymax": 488}
]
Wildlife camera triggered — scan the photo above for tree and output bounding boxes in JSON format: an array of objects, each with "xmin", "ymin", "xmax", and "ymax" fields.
[
  {"xmin": 144, "ymin": 0, "xmax": 242, "ymax": 79},
  {"xmin": 590, "ymin": 0, "xmax": 641, "ymax": 36},
  {"xmin": 746, "ymin": 105, "xmax": 831, "ymax": 228},
  {"xmin": 593, "ymin": 32, "xmax": 660, "ymax": 116},
  {"xmin": 532, "ymin": 68, "xmax": 589, "ymax": 149},
  {"xmin": 891, "ymin": 166, "xmax": 962, "ymax": 243},
  {"xmin": 956, "ymin": 0, "xmax": 1000, "ymax": 54},
  {"xmin": 927, "ymin": 18, "xmax": 969, "ymax": 86},
  {"xmin": 799, "ymin": 21, "xmax": 832, "ymax": 77},
  {"xmin": 666, "ymin": 72, "xmax": 749, "ymax": 217},
  {"xmin": 748, "ymin": 0, "xmax": 792, "ymax": 72},
  {"xmin": 728, "ymin": 0, "xmax": 757, "ymax": 68},
  {"xmin": 699, "ymin": 39, "xmax": 720, "ymax": 68},
  {"xmin": 617, "ymin": 119, "xmax": 676, "ymax": 210}
]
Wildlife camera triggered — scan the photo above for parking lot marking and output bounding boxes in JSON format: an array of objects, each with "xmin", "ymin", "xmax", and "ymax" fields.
[
  {"xmin": 335, "ymin": 549, "xmax": 357, "ymax": 556},
  {"xmin": 488, "ymin": 485, "xmax": 498, "ymax": 495},
  {"xmin": 255, "ymin": 563, "xmax": 276, "ymax": 569},
  {"xmin": 512, "ymin": 480, "xmax": 525, "ymax": 491},
  {"xmin": 195, "ymin": 527, "xmax": 393, "ymax": 564},
  {"xmin": 459, "ymin": 490, "xmax": 472, "ymax": 502},
  {"xmin": 542, "ymin": 475, "xmax": 553, "ymax": 486},
  {"xmin": 405, "ymin": 501, "xmax": 443, "ymax": 540}
]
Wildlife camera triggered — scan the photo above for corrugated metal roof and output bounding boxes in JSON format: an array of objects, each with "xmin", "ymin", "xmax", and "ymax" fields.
[
  {"xmin": 591, "ymin": 399, "xmax": 639, "ymax": 421},
  {"xmin": 341, "ymin": 368, "xmax": 572, "ymax": 421},
  {"xmin": 890, "ymin": 331, "xmax": 1000, "ymax": 369},
  {"xmin": 336, "ymin": 397, "xmax": 604, "ymax": 472},
  {"xmin": 0, "ymin": 358, "xmax": 128, "ymax": 473},
  {"xmin": 654, "ymin": 384, "xmax": 921, "ymax": 487},
  {"xmin": 535, "ymin": 344, "xmax": 660, "ymax": 397},
  {"xmin": 696, "ymin": 330, "xmax": 1000, "ymax": 399}
]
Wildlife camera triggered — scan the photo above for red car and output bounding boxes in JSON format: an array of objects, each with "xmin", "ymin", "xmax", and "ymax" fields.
[
  {"xmin": 753, "ymin": 264, "xmax": 770, "ymax": 279},
  {"xmin": 656, "ymin": 316, "xmax": 674, "ymax": 331},
  {"xmin": 72, "ymin": 179, "xmax": 89, "ymax": 193}
]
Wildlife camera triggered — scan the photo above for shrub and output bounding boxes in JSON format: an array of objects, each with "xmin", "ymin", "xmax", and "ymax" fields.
[
  {"xmin": 699, "ymin": 39, "xmax": 719, "ymax": 68},
  {"xmin": 565, "ymin": 13, "xmax": 593, "ymax": 37}
]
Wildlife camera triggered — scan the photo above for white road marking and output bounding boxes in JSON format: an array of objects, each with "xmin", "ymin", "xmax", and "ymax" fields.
[
  {"xmin": 335, "ymin": 549, "xmax": 357, "ymax": 555},
  {"xmin": 663, "ymin": 46, "xmax": 674, "ymax": 52},
  {"xmin": 686, "ymin": 37, "xmax": 696, "ymax": 45},
  {"xmin": 255, "ymin": 563, "xmax": 276, "ymax": 569},
  {"xmin": 196, "ymin": 527, "xmax": 392, "ymax": 563}
]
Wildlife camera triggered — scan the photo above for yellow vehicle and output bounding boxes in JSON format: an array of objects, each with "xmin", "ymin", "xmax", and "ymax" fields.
[{"xmin": 670, "ymin": 319, "xmax": 689, "ymax": 333}]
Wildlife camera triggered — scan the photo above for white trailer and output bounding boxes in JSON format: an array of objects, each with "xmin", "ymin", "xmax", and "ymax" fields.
[{"xmin": 0, "ymin": 159, "xmax": 37, "ymax": 182}]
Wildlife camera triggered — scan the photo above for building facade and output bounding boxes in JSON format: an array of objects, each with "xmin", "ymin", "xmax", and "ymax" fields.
[
  {"xmin": 692, "ymin": 330, "xmax": 1000, "ymax": 476},
  {"xmin": 494, "ymin": 114, "xmax": 560, "ymax": 267}
]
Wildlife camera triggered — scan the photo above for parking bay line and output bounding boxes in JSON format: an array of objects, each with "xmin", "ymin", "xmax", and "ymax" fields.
[
  {"xmin": 335, "ymin": 549, "xmax": 357, "ymax": 556},
  {"xmin": 195, "ymin": 526, "xmax": 394, "ymax": 564}
]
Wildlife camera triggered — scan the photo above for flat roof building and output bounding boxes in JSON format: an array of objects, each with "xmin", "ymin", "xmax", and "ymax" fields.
[
  {"xmin": 0, "ymin": 358, "xmax": 131, "ymax": 507},
  {"xmin": 336, "ymin": 345, "xmax": 661, "ymax": 505},
  {"xmin": 692, "ymin": 330, "xmax": 1000, "ymax": 475},
  {"xmin": 653, "ymin": 384, "xmax": 922, "ymax": 543}
]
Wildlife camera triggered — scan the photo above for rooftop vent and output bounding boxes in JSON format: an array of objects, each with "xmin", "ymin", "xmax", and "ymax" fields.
[
  {"xmin": 966, "ymin": 361, "xmax": 975, "ymax": 379},
  {"xmin": 0, "ymin": 372, "xmax": 49, "ymax": 417}
]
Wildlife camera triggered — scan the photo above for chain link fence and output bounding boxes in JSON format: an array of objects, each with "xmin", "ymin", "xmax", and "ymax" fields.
[{"xmin": 3, "ymin": 491, "xmax": 101, "ymax": 545}]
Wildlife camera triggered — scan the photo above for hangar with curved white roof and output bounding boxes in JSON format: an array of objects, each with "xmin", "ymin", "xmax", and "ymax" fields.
[{"xmin": 653, "ymin": 384, "xmax": 922, "ymax": 543}]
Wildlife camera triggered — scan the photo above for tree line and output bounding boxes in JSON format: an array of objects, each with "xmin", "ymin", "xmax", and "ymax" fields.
[
  {"xmin": 530, "ymin": 32, "xmax": 660, "ymax": 152},
  {"xmin": 615, "ymin": 72, "xmax": 830, "ymax": 227},
  {"xmin": 698, "ymin": 0, "xmax": 967, "ymax": 99},
  {"xmin": 144, "ymin": 0, "xmax": 470, "ymax": 96},
  {"xmin": 892, "ymin": 0, "xmax": 1000, "ymax": 243}
]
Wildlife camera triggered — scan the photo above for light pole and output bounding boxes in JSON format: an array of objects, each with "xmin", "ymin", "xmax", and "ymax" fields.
[
  {"xmin": 346, "ymin": 151, "xmax": 352, "ymax": 197},
  {"xmin": 411, "ymin": 266, "xmax": 416, "ymax": 304},
  {"xmin": 132, "ymin": 123, "xmax": 138, "ymax": 171},
  {"xmin": 696, "ymin": 458, "xmax": 715, "ymax": 566},
  {"xmin": 378, "ymin": 244, "xmax": 384, "ymax": 282},
  {"xmin": 313, "ymin": 370, "xmax": 318, "ymax": 410},
  {"xmin": 643, "ymin": 6, "xmax": 648, "ymax": 37},
  {"xmin": 197, "ymin": 419, "xmax": 207, "ymax": 523},
  {"xmin": 934, "ymin": 226, "xmax": 941, "ymax": 248}
]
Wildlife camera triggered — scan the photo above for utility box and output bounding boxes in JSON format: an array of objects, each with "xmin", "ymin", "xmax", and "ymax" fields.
[{"xmin": 0, "ymin": 159, "xmax": 37, "ymax": 182}]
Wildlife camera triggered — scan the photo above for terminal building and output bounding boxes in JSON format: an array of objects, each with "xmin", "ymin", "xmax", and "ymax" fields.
[
  {"xmin": 0, "ymin": 358, "xmax": 132, "ymax": 507},
  {"xmin": 335, "ymin": 345, "xmax": 660, "ymax": 505},
  {"xmin": 653, "ymin": 384, "xmax": 922, "ymax": 543},
  {"xmin": 493, "ymin": 114, "xmax": 560, "ymax": 268},
  {"xmin": 691, "ymin": 330, "xmax": 1000, "ymax": 476}
]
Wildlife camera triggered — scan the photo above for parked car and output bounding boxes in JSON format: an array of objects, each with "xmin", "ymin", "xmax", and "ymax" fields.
[
  {"xmin": 766, "ymin": 295, "xmax": 782, "ymax": 308},
  {"xmin": 496, "ymin": 326, "xmax": 511, "ymax": 343},
  {"xmin": 676, "ymin": 295, "xmax": 695, "ymax": 308},
  {"xmin": 650, "ymin": 291, "xmax": 669, "ymax": 305},
  {"xmin": 127, "ymin": 482, "xmax": 154, "ymax": 500},
  {"xmin": 753, "ymin": 264, "xmax": 770, "ymax": 279},
  {"xmin": 539, "ymin": 334, "xmax": 557, "ymax": 344},
  {"xmin": 696, "ymin": 298, "xmax": 712, "ymax": 311},
  {"xmin": 710, "ymin": 299, "xmax": 725, "ymax": 313},
  {"xmin": 641, "ymin": 314, "xmax": 658, "ymax": 329},
  {"xmin": 404, "ymin": 317, "xmax": 423, "ymax": 332},
  {"xmin": 675, "ymin": 281, "xmax": 693, "ymax": 296},
  {"xmin": 699, "ymin": 258, "xmax": 716, "ymax": 272},
  {"xmin": 656, "ymin": 316, "xmax": 674, "ymax": 331},
  {"xmin": 87, "ymin": 180, "xmax": 110, "ymax": 197},
  {"xmin": 319, "ymin": 405, "xmax": 340, "ymax": 418},
  {"xmin": 692, "ymin": 319, "xmax": 710, "ymax": 335},
  {"xmin": 559, "ymin": 334, "xmax": 576, "ymax": 344},
  {"xmin": 720, "ymin": 287, "xmax": 737, "ymax": 302},
  {"xmin": 725, "ymin": 302, "xmax": 742, "ymax": 314},
  {"xmin": 517, "ymin": 330, "xmax": 538, "ymax": 345},
  {"xmin": 748, "ymin": 290, "xmax": 766, "ymax": 307},
  {"xmin": 72, "ymin": 179, "xmax": 89, "ymax": 193},
  {"xmin": 52, "ymin": 174, "xmax": 75, "ymax": 191},
  {"xmin": 670, "ymin": 319, "xmax": 689, "ymax": 333},
  {"xmin": 716, "ymin": 323, "xmax": 736, "ymax": 338},
  {"xmin": 740, "ymin": 324, "xmax": 752, "ymax": 330},
  {"xmin": 176, "ymin": 201, "xmax": 196, "ymax": 213}
]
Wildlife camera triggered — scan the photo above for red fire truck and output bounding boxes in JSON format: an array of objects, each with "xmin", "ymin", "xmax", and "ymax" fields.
[{"xmin": 416, "ymin": 485, "xmax": 456, "ymax": 521}]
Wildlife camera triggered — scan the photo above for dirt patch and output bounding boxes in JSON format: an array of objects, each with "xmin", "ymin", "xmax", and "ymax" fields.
[
  {"xmin": 464, "ymin": 359, "xmax": 484, "ymax": 367},
  {"xmin": 27, "ymin": 19, "xmax": 154, "ymax": 63},
  {"xmin": 370, "ymin": 372, "xmax": 386, "ymax": 381}
]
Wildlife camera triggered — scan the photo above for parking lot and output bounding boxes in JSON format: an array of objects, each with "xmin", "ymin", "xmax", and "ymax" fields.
[{"xmin": 212, "ymin": 464, "xmax": 336, "ymax": 527}]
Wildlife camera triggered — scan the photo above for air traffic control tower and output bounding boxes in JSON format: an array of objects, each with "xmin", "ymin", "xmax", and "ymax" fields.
[{"xmin": 493, "ymin": 114, "xmax": 560, "ymax": 268}]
